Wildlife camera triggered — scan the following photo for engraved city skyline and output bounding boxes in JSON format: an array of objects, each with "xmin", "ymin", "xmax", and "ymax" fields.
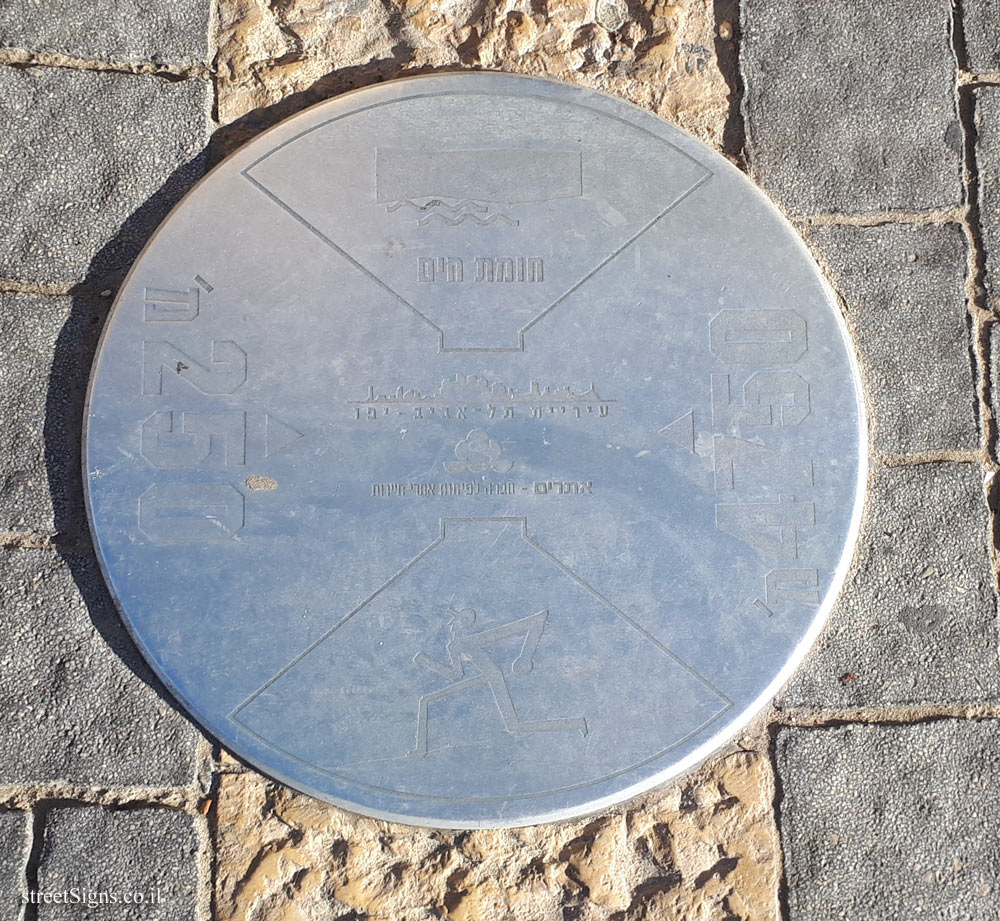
[{"xmin": 349, "ymin": 373, "xmax": 615, "ymax": 406}]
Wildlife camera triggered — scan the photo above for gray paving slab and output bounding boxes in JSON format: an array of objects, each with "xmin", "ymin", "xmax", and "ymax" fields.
[
  {"xmin": 0, "ymin": 67, "xmax": 210, "ymax": 287},
  {"xmin": 37, "ymin": 807, "xmax": 198, "ymax": 919},
  {"xmin": 963, "ymin": 0, "xmax": 1000, "ymax": 73},
  {"xmin": 0, "ymin": 0, "xmax": 211, "ymax": 67},
  {"xmin": 987, "ymin": 329, "xmax": 1000, "ymax": 434},
  {"xmin": 803, "ymin": 223, "xmax": 977, "ymax": 455},
  {"xmin": 0, "ymin": 293, "xmax": 107, "ymax": 535},
  {"xmin": 779, "ymin": 463, "xmax": 1000, "ymax": 709},
  {"xmin": 0, "ymin": 811, "xmax": 29, "ymax": 918},
  {"xmin": 977, "ymin": 89, "xmax": 1000, "ymax": 315},
  {"xmin": 777, "ymin": 720, "xmax": 1000, "ymax": 920},
  {"xmin": 0, "ymin": 549, "xmax": 201, "ymax": 787},
  {"xmin": 742, "ymin": 0, "xmax": 963, "ymax": 216}
]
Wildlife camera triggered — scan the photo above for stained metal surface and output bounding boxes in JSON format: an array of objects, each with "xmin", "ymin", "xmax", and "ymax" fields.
[{"xmin": 84, "ymin": 72, "xmax": 866, "ymax": 828}]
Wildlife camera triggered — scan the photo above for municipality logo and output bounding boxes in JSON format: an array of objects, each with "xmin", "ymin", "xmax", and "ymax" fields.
[{"xmin": 444, "ymin": 429, "xmax": 513, "ymax": 475}]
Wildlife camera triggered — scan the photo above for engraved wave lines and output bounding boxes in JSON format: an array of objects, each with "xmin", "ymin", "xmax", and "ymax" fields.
[
  {"xmin": 385, "ymin": 197, "xmax": 519, "ymax": 228},
  {"xmin": 418, "ymin": 212, "xmax": 519, "ymax": 227},
  {"xmin": 387, "ymin": 199, "xmax": 487, "ymax": 213}
]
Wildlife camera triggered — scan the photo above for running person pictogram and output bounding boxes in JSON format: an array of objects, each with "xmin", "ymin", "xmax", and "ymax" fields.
[{"xmin": 410, "ymin": 607, "xmax": 588, "ymax": 756}]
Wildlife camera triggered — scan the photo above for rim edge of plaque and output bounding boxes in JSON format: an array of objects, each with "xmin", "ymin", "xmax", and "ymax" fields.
[{"xmin": 81, "ymin": 71, "xmax": 869, "ymax": 828}]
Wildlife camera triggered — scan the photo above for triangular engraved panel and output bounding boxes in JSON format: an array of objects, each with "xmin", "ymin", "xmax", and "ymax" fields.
[
  {"xmin": 232, "ymin": 518, "xmax": 730, "ymax": 800},
  {"xmin": 244, "ymin": 93, "xmax": 711, "ymax": 351}
]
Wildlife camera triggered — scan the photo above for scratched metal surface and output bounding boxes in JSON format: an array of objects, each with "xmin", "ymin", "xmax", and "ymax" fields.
[{"xmin": 83, "ymin": 72, "xmax": 866, "ymax": 828}]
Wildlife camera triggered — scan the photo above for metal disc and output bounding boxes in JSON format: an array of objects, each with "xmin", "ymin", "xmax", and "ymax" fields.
[{"xmin": 84, "ymin": 72, "xmax": 865, "ymax": 828}]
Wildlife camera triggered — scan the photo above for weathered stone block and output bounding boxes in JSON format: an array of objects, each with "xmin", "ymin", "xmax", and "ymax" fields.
[
  {"xmin": 0, "ymin": 0, "xmax": 211, "ymax": 67},
  {"xmin": 213, "ymin": 0, "xmax": 732, "ymax": 151},
  {"xmin": 37, "ymin": 807, "xmax": 199, "ymax": 918},
  {"xmin": 0, "ymin": 68, "xmax": 210, "ymax": 287},
  {"xmin": 776, "ymin": 721, "xmax": 1000, "ymax": 919},
  {"xmin": 742, "ymin": 0, "xmax": 963, "ymax": 215},
  {"xmin": 963, "ymin": 0, "xmax": 1000, "ymax": 73},
  {"xmin": 0, "ymin": 549, "xmax": 201, "ymax": 786},
  {"xmin": 977, "ymin": 89, "xmax": 1000, "ymax": 314},
  {"xmin": 779, "ymin": 463, "xmax": 1000, "ymax": 708},
  {"xmin": 0, "ymin": 293, "xmax": 107, "ymax": 535},
  {"xmin": 804, "ymin": 223, "xmax": 976, "ymax": 455},
  {"xmin": 213, "ymin": 752, "xmax": 779, "ymax": 921}
]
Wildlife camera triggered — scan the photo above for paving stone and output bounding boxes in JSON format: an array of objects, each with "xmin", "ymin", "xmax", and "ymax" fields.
[
  {"xmin": 0, "ymin": 0, "xmax": 211, "ymax": 67},
  {"xmin": 742, "ymin": 0, "xmax": 963, "ymax": 215},
  {"xmin": 37, "ymin": 807, "xmax": 198, "ymax": 919},
  {"xmin": 776, "ymin": 720, "xmax": 1000, "ymax": 919},
  {"xmin": 963, "ymin": 0, "xmax": 1000, "ymax": 73},
  {"xmin": 0, "ymin": 549, "xmax": 201, "ymax": 787},
  {"xmin": 987, "ymin": 330, "xmax": 1000, "ymax": 436},
  {"xmin": 0, "ymin": 293, "xmax": 108, "ymax": 535},
  {"xmin": 804, "ymin": 223, "xmax": 977, "ymax": 455},
  {"xmin": 0, "ymin": 811, "xmax": 30, "ymax": 917},
  {"xmin": 779, "ymin": 463, "xmax": 1000, "ymax": 709},
  {"xmin": 0, "ymin": 68, "xmax": 210, "ymax": 287},
  {"xmin": 977, "ymin": 89, "xmax": 1000, "ymax": 315}
]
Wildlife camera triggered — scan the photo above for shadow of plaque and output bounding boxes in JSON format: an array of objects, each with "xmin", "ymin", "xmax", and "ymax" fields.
[{"xmin": 47, "ymin": 150, "xmax": 209, "ymax": 712}]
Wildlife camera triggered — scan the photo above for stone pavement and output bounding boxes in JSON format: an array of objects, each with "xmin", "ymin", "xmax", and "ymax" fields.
[{"xmin": 2, "ymin": 0, "xmax": 1000, "ymax": 918}]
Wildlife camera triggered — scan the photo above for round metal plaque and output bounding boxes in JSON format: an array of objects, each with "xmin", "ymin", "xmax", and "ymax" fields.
[{"xmin": 85, "ymin": 73, "xmax": 865, "ymax": 827}]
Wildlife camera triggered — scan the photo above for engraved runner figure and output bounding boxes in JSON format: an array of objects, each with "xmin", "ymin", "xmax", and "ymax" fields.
[{"xmin": 409, "ymin": 607, "xmax": 588, "ymax": 756}]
